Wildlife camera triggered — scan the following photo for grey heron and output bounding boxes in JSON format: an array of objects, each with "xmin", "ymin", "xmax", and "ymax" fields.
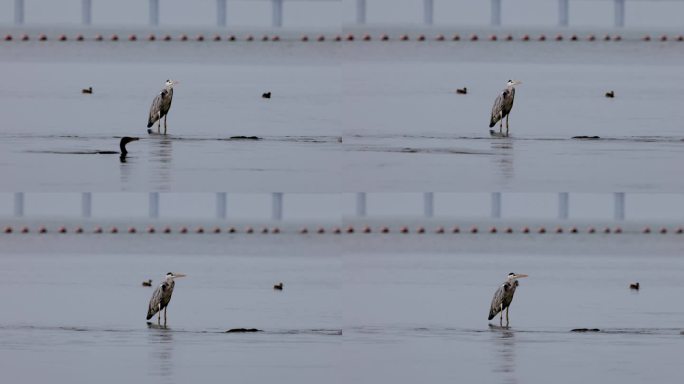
[
  {"xmin": 489, "ymin": 80, "xmax": 522, "ymax": 136},
  {"xmin": 488, "ymin": 272, "xmax": 528, "ymax": 326},
  {"xmin": 147, "ymin": 80, "xmax": 178, "ymax": 134},
  {"xmin": 146, "ymin": 272, "xmax": 186, "ymax": 326}
]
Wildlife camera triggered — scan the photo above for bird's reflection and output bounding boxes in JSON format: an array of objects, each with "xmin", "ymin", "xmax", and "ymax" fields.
[
  {"xmin": 489, "ymin": 325, "xmax": 518, "ymax": 384},
  {"xmin": 149, "ymin": 137, "xmax": 173, "ymax": 190},
  {"xmin": 147, "ymin": 325, "xmax": 174, "ymax": 378},
  {"xmin": 491, "ymin": 138, "xmax": 514, "ymax": 183}
]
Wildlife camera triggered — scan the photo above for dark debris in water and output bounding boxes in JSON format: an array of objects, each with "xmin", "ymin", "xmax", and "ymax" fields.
[
  {"xmin": 572, "ymin": 136, "xmax": 601, "ymax": 140},
  {"xmin": 227, "ymin": 136, "xmax": 261, "ymax": 141},
  {"xmin": 225, "ymin": 328, "xmax": 262, "ymax": 333},
  {"xmin": 571, "ymin": 328, "xmax": 601, "ymax": 332}
]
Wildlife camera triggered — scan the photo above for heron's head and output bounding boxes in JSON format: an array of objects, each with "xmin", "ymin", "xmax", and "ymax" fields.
[
  {"xmin": 507, "ymin": 272, "xmax": 528, "ymax": 281},
  {"xmin": 506, "ymin": 80, "xmax": 522, "ymax": 87},
  {"xmin": 164, "ymin": 79, "xmax": 179, "ymax": 88},
  {"xmin": 165, "ymin": 272, "xmax": 187, "ymax": 281}
]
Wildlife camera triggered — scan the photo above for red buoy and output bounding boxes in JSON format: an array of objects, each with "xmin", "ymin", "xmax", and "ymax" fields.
[
  {"xmin": 451, "ymin": 226, "xmax": 460, "ymax": 233},
  {"xmin": 380, "ymin": 34, "xmax": 389, "ymax": 41},
  {"xmin": 110, "ymin": 226, "xmax": 118, "ymax": 234},
  {"xmin": 4, "ymin": 34, "xmax": 12, "ymax": 41},
  {"xmin": 380, "ymin": 226, "xmax": 389, "ymax": 233},
  {"xmin": 128, "ymin": 227, "xmax": 137, "ymax": 234},
  {"xmin": 147, "ymin": 226, "xmax": 156, "ymax": 233},
  {"xmin": 227, "ymin": 226, "xmax": 236, "ymax": 233},
  {"xmin": 261, "ymin": 227, "xmax": 269, "ymax": 234},
  {"xmin": 301, "ymin": 35, "xmax": 309, "ymax": 42},
  {"xmin": 163, "ymin": 34, "xmax": 172, "ymax": 41},
  {"xmin": 163, "ymin": 226, "xmax": 172, "ymax": 234},
  {"xmin": 416, "ymin": 226, "xmax": 425, "ymax": 234},
  {"xmin": 400, "ymin": 34, "xmax": 409, "ymax": 41},
  {"xmin": 39, "ymin": 34, "xmax": 48, "ymax": 41},
  {"xmin": 271, "ymin": 35, "xmax": 280, "ymax": 41},
  {"xmin": 317, "ymin": 35, "xmax": 325, "ymax": 42},
  {"xmin": 58, "ymin": 34, "xmax": 67, "ymax": 41},
  {"xmin": 75, "ymin": 227, "xmax": 83, "ymax": 233},
  {"xmin": 227, "ymin": 35, "xmax": 236, "ymax": 41},
  {"xmin": 489, "ymin": 34, "xmax": 497, "ymax": 41},
  {"xmin": 317, "ymin": 227, "xmax": 326, "ymax": 234},
  {"xmin": 110, "ymin": 34, "xmax": 119, "ymax": 41},
  {"xmin": 346, "ymin": 226, "xmax": 355, "ymax": 234},
  {"xmin": 128, "ymin": 34, "xmax": 137, "ymax": 41},
  {"xmin": 538, "ymin": 34, "xmax": 546, "ymax": 41},
  {"xmin": 272, "ymin": 227, "xmax": 280, "ymax": 234},
  {"xmin": 417, "ymin": 34, "xmax": 426, "ymax": 41},
  {"xmin": 400, "ymin": 226, "xmax": 409, "ymax": 233},
  {"xmin": 435, "ymin": 34, "xmax": 445, "ymax": 41},
  {"xmin": 505, "ymin": 227, "xmax": 513, "ymax": 234},
  {"xmin": 93, "ymin": 226, "xmax": 103, "ymax": 234},
  {"xmin": 522, "ymin": 227, "xmax": 530, "ymax": 234},
  {"xmin": 148, "ymin": 34, "xmax": 156, "ymax": 41},
  {"xmin": 212, "ymin": 226, "xmax": 221, "ymax": 234},
  {"xmin": 555, "ymin": 34, "xmax": 563, "ymax": 41},
  {"xmin": 300, "ymin": 227, "xmax": 309, "ymax": 234},
  {"xmin": 245, "ymin": 226, "xmax": 253, "ymax": 234},
  {"xmin": 196, "ymin": 226, "xmax": 204, "ymax": 234},
  {"xmin": 39, "ymin": 226, "xmax": 47, "ymax": 233},
  {"xmin": 362, "ymin": 34, "xmax": 371, "ymax": 41},
  {"xmin": 346, "ymin": 33, "xmax": 355, "ymax": 41},
  {"xmin": 435, "ymin": 226, "xmax": 445, "ymax": 234},
  {"xmin": 363, "ymin": 226, "xmax": 371, "ymax": 233},
  {"xmin": 470, "ymin": 226, "xmax": 478, "ymax": 234},
  {"xmin": 469, "ymin": 34, "xmax": 478, "ymax": 41},
  {"xmin": 522, "ymin": 34, "xmax": 530, "ymax": 41},
  {"xmin": 179, "ymin": 226, "xmax": 188, "ymax": 234}
]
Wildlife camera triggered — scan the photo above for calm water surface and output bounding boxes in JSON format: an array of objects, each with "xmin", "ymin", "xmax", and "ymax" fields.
[
  {"xmin": 1, "ymin": 41, "xmax": 683, "ymax": 191},
  {"xmin": 1, "ymin": 233, "xmax": 682, "ymax": 383}
]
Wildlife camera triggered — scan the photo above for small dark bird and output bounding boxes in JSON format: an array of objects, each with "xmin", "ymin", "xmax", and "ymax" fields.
[
  {"xmin": 82, "ymin": 87, "xmax": 93, "ymax": 94},
  {"xmin": 273, "ymin": 282, "xmax": 283, "ymax": 290},
  {"xmin": 630, "ymin": 282, "xmax": 640, "ymax": 290},
  {"xmin": 142, "ymin": 279, "xmax": 153, "ymax": 287},
  {"xmin": 605, "ymin": 91, "xmax": 615, "ymax": 98},
  {"xmin": 262, "ymin": 92, "xmax": 271, "ymax": 99},
  {"xmin": 456, "ymin": 87, "xmax": 467, "ymax": 94}
]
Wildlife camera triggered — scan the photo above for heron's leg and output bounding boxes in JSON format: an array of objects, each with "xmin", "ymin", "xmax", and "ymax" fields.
[
  {"xmin": 164, "ymin": 307, "xmax": 167, "ymax": 326},
  {"xmin": 506, "ymin": 115, "xmax": 510, "ymax": 136},
  {"xmin": 157, "ymin": 304, "xmax": 161, "ymax": 325},
  {"xmin": 499, "ymin": 304, "xmax": 503, "ymax": 326},
  {"xmin": 163, "ymin": 115, "xmax": 167, "ymax": 135},
  {"xmin": 506, "ymin": 307, "xmax": 510, "ymax": 326},
  {"xmin": 157, "ymin": 112, "xmax": 161, "ymax": 133},
  {"xmin": 499, "ymin": 112, "xmax": 503, "ymax": 133}
]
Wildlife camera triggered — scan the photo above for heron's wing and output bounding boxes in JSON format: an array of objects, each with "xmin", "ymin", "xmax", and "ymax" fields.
[
  {"xmin": 501, "ymin": 87, "xmax": 515, "ymax": 115},
  {"xmin": 488, "ymin": 283, "xmax": 508, "ymax": 320},
  {"xmin": 147, "ymin": 92, "xmax": 164, "ymax": 128},
  {"xmin": 146, "ymin": 284, "xmax": 164, "ymax": 319},
  {"xmin": 489, "ymin": 91, "xmax": 506, "ymax": 127},
  {"xmin": 159, "ymin": 88, "xmax": 173, "ymax": 115}
]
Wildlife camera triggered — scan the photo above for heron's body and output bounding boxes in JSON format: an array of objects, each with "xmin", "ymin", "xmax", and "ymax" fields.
[
  {"xmin": 488, "ymin": 273, "xmax": 527, "ymax": 326},
  {"xmin": 147, "ymin": 80, "xmax": 177, "ymax": 134},
  {"xmin": 489, "ymin": 80, "xmax": 521, "ymax": 136},
  {"xmin": 146, "ymin": 272, "xmax": 185, "ymax": 325}
]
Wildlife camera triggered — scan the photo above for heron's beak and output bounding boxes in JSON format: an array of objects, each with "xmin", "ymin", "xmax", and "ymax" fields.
[
  {"xmin": 173, "ymin": 273, "xmax": 187, "ymax": 278},
  {"xmin": 513, "ymin": 273, "xmax": 528, "ymax": 279},
  {"xmin": 512, "ymin": 80, "xmax": 522, "ymax": 86},
  {"xmin": 172, "ymin": 80, "xmax": 179, "ymax": 85}
]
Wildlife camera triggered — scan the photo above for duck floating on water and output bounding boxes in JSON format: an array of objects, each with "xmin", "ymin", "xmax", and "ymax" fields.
[
  {"xmin": 82, "ymin": 87, "xmax": 93, "ymax": 94},
  {"xmin": 630, "ymin": 282, "xmax": 640, "ymax": 290},
  {"xmin": 273, "ymin": 282, "xmax": 283, "ymax": 290},
  {"xmin": 605, "ymin": 90, "xmax": 615, "ymax": 98},
  {"xmin": 456, "ymin": 87, "xmax": 467, "ymax": 95},
  {"xmin": 262, "ymin": 91, "xmax": 271, "ymax": 99},
  {"xmin": 142, "ymin": 279, "xmax": 153, "ymax": 287}
]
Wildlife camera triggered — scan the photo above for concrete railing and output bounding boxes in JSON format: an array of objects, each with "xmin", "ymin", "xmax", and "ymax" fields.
[
  {"xmin": 354, "ymin": 0, "xmax": 684, "ymax": 28},
  {"xmin": 7, "ymin": 192, "xmax": 636, "ymax": 221},
  {"xmin": 11, "ymin": 0, "xmax": 337, "ymax": 28}
]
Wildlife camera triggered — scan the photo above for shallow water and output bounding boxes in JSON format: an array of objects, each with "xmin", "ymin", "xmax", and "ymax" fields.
[
  {"xmin": 2, "ymin": 40, "xmax": 684, "ymax": 191},
  {"xmin": 1, "ymin": 233, "xmax": 682, "ymax": 383}
]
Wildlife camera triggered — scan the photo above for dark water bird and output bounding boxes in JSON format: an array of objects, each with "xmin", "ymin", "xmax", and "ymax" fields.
[
  {"xmin": 456, "ymin": 87, "xmax": 467, "ymax": 94},
  {"xmin": 146, "ymin": 272, "xmax": 186, "ymax": 326},
  {"xmin": 489, "ymin": 80, "xmax": 522, "ymax": 136},
  {"xmin": 488, "ymin": 272, "xmax": 528, "ymax": 326},
  {"xmin": 147, "ymin": 79, "xmax": 178, "ymax": 134},
  {"xmin": 605, "ymin": 90, "xmax": 615, "ymax": 98},
  {"xmin": 630, "ymin": 282, "xmax": 640, "ymax": 290},
  {"xmin": 262, "ymin": 91, "xmax": 271, "ymax": 99},
  {"xmin": 273, "ymin": 282, "xmax": 283, "ymax": 290},
  {"xmin": 142, "ymin": 279, "xmax": 152, "ymax": 287},
  {"xmin": 81, "ymin": 87, "xmax": 93, "ymax": 94}
]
